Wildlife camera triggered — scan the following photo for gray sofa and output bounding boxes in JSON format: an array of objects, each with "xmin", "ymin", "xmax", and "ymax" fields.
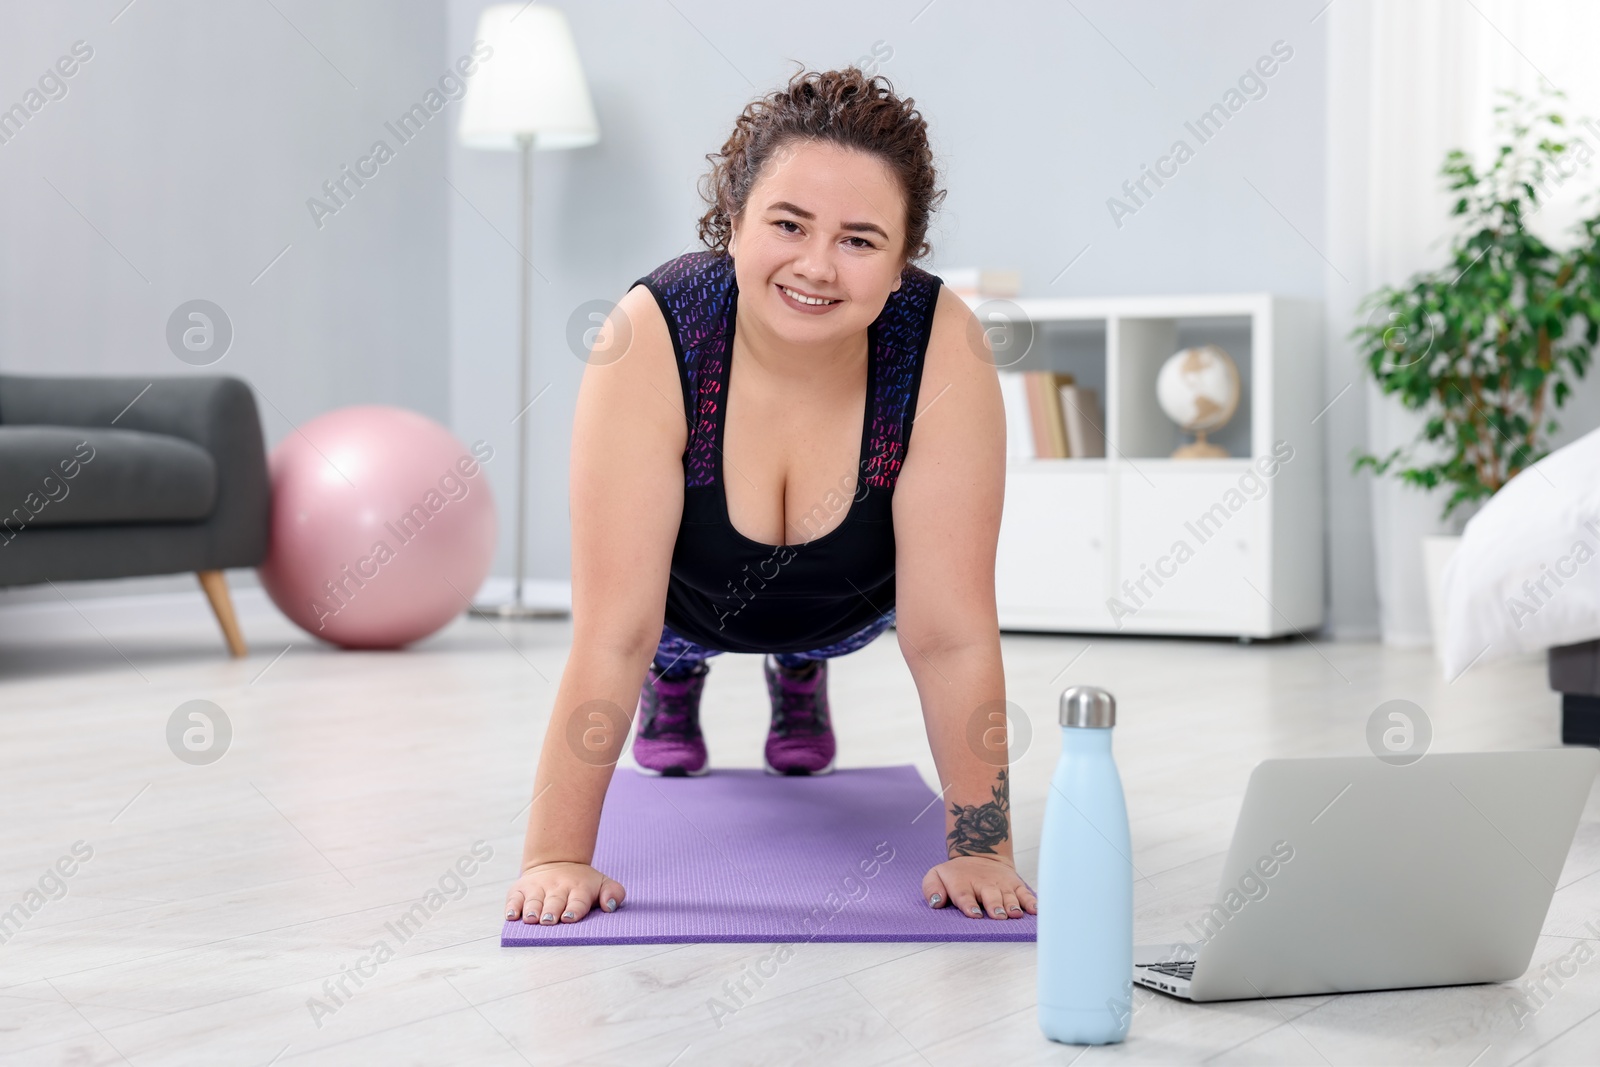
[
  {"xmin": 0, "ymin": 374, "xmax": 270, "ymax": 656},
  {"xmin": 1550, "ymin": 640, "xmax": 1600, "ymax": 746}
]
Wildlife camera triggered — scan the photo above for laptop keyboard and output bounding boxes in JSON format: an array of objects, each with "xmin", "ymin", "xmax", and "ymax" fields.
[{"xmin": 1142, "ymin": 960, "xmax": 1195, "ymax": 980}]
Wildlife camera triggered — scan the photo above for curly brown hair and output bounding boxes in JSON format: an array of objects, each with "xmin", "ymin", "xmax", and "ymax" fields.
[{"xmin": 696, "ymin": 65, "xmax": 946, "ymax": 264}]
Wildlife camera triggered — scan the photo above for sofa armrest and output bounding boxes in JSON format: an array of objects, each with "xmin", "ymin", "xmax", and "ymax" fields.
[{"xmin": 0, "ymin": 373, "xmax": 270, "ymax": 567}]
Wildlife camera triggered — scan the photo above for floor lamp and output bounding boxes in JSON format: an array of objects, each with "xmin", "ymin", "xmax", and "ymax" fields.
[{"xmin": 459, "ymin": 4, "xmax": 599, "ymax": 619}]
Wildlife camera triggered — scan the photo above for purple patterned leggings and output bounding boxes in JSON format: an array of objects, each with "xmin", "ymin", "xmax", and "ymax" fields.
[{"xmin": 653, "ymin": 608, "xmax": 896, "ymax": 680}]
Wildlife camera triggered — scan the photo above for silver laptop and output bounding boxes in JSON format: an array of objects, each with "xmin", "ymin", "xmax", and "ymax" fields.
[{"xmin": 1134, "ymin": 749, "xmax": 1599, "ymax": 1002}]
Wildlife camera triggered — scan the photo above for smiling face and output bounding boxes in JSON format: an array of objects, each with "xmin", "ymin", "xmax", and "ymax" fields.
[{"xmin": 727, "ymin": 139, "xmax": 908, "ymax": 346}]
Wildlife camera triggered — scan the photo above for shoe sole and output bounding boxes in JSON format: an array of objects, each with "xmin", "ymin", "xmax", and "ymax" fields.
[
  {"xmin": 762, "ymin": 753, "xmax": 836, "ymax": 776},
  {"xmin": 633, "ymin": 763, "xmax": 710, "ymax": 777}
]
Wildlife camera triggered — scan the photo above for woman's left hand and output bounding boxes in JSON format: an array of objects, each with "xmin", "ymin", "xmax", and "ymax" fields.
[{"xmin": 922, "ymin": 855, "xmax": 1037, "ymax": 919}]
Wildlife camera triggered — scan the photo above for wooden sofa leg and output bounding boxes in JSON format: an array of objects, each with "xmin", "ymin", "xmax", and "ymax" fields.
[{"xmin": 197, "ymin": 570, "xmax": 248, "ymax": 658}]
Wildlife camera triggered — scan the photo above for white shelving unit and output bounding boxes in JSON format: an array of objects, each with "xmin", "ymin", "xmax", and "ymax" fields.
[{"xmin": 963, "ymin": 292, "xmax": 1324, "ymax": 639}]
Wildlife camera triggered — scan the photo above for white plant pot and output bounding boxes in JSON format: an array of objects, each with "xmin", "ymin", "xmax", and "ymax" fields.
[{"xmin": 1422, "ymin": 534, "xmax": 1462, "ymax": 659}]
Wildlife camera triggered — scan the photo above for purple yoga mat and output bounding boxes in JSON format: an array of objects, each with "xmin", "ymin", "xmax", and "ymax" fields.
[{"xmin": 502, "ymin": 764, "xmax": 1036, "ymax": 946}]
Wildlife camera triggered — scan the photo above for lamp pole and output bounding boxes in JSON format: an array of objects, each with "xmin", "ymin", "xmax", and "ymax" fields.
[
  {"xmin": 514, "ymin": 132, "xmax": 532, "ymax": 612},
  {"xmin": 473, "ymin": 133, "xmax": 567, "ymax": 619},
  {"xmin": 459, "ymin": 4, "xmax": 595, "ymax": 621}
]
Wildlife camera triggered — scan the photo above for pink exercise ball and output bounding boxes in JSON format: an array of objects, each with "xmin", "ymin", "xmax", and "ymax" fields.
[{"xmin": 258, "ymin": 406, "xmax": 498, "ymax": 649}]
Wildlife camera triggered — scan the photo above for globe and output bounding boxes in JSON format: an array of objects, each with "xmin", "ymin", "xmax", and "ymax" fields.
[{"xmin": 1155, "ymin": 345, "xmax": 1239, "ymax": 458}]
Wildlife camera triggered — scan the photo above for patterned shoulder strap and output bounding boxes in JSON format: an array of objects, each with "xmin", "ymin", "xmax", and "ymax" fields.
[
  {"xmin": 635, "ymin": 252, "xmax": 736, "ymax": 488},
  {"xmin": 634, "ymin": 254, "xmax": 941, "ymax": 493},
  {"xmin": 863, "ymin": 265, "xmax": 942, "ymax": 490}
]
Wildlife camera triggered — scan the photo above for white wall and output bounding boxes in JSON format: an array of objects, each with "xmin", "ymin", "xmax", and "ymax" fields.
[{"xmin": 0, "ymin": 0, "xmax": 452, "ymax": 418}]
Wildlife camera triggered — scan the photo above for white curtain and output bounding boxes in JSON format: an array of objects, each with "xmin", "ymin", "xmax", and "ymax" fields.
[{"xmin": 1328, "ymin": 0, "xmax": 1600, "ymax": 646}]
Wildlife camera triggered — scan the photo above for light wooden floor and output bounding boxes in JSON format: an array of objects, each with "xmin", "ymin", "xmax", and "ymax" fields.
[{"xmin": 2, "ymin": 585, "xmax": 1598, "ymax": 1066}]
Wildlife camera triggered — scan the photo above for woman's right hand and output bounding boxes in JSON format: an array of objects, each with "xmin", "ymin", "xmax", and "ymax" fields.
[{"xmin": 505, "ymin": 861, "xmax": 627, "ymax": 925}]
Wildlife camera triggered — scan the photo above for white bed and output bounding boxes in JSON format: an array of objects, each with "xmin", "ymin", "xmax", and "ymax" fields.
[{"xmin": 1440, "ymin": 426, "xmax": 1600, "ymax": 680}]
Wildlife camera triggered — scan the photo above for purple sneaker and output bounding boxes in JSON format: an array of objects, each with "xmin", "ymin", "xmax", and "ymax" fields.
[
  {"xmin": 763, "ymin": 656, "xmax": 836, "ymax": 775},
  {"xmin": 633, "ymin": 661, "xmax": 710, "ymax": 777}
]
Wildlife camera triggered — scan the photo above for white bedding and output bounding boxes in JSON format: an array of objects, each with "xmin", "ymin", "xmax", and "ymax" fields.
[{"xmin": 1440, "ymin": 425, "xmax": 1600, "ymax": 679}]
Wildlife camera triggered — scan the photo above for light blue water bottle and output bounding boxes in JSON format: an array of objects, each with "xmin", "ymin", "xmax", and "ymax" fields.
[{"xmin": 1037, "ymin": 685, "xmax": 1132, "ymax": 1045}]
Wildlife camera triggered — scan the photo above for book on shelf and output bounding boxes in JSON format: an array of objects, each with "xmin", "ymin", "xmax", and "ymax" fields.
[
  {"xmin": 1058, "ymin": 384, "xmax": 1106, "ymax": 459},
  {"xmin": 1026, "ymin": 371, "xmax": 1073, "ymax": 457},
  {"xmin": 997, "ymin": 371, "xmax": 1104, "ymax": 459}
]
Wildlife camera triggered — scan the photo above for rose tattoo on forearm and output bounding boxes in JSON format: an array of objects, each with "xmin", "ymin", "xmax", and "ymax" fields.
[{"xmin": 946, "ymin": 768, "xmax": 1010, "ymax": 858}]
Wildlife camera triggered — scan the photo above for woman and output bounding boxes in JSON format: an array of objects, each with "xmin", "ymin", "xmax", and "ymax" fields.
[{"xmin": 506, "ymin": 66, "xmax": 1035, "ymax": 927}]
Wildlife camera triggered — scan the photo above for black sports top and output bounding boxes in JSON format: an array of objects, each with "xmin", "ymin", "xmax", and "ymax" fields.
[{"xmin": 631, "ymin": 250, "xmax": 943, "ymax": 654}]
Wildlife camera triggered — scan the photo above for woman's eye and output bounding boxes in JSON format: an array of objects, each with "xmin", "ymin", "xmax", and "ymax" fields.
[
  {"xmin": 776, "ymin": 220, "xmax": 800, "ymax": 233},
  {"xmin": 847, "ymin": 237, "xmax": 873, "ymax": 249}
]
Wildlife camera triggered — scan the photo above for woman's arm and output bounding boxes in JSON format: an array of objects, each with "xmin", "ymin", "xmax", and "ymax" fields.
[
  {"xmin": 505, "ymin": 283, "xmax": 688, "ymax": 925},
  {"xmin": 891, "ymin": 285, "xmax": 1035, "ymax": 919}
]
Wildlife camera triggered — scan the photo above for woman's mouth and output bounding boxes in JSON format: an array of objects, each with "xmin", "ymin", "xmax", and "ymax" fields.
[{"xmin": 776, "ymin": 283, "xmax": 842, "ymax": 312}]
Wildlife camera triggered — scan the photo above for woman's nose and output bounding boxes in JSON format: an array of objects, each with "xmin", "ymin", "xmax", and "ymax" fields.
[{"xmin": 792, "ymin": 240, "xmax": 837, "ymax": 285}]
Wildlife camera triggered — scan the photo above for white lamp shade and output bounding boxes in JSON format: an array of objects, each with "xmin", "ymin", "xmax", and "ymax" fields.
[{"xmin": 459, "ymin": 4, "xmax": 600, "ymax": 151}]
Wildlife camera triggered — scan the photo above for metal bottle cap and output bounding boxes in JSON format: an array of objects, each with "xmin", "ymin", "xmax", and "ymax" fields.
[{"xmin": 1060, "ymin": 685, "xmax": 1116, "ymax": 728}]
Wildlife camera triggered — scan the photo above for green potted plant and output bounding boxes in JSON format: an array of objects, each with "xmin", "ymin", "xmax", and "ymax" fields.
[{"xmin": 1351, "ymin": 87, "xmax": 1598, "ymax": 645}]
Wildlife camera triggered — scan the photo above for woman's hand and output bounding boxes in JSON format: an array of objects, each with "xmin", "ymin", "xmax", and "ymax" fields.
[
  {"xmin": 505, "ymin": 861, "xmax": 627, "ymax": 925},
  {"xmin": 922, "ymin": 855, "xmax": 1036, "ymax": 919}
]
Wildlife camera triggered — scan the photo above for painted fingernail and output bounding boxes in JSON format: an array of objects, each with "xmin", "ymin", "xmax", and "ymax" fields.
[
  {"xmin": 992, "ymin": 907, "xmax": 1006, "ymax": 916},
  {"xmin": 541, "ymin": 912, "xmax": 555, "ymax": 923},
  {"xmin": 562, "ymin": 911, "xmax": 576, "ymax": 920},
  {"xmin": 605, "ymin": 897, "xmax": 618, "ymax": 911},
  {"xmin": 506, "ymin": 910, "xmax": 517, "ymax": 919},
  {"xmin": 969, "ymin": 906, "xmax": 982, "ymax": 916},
  {"xmin": 928, "ymin": 894, "xmax": 942, "ymax": 907}
]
